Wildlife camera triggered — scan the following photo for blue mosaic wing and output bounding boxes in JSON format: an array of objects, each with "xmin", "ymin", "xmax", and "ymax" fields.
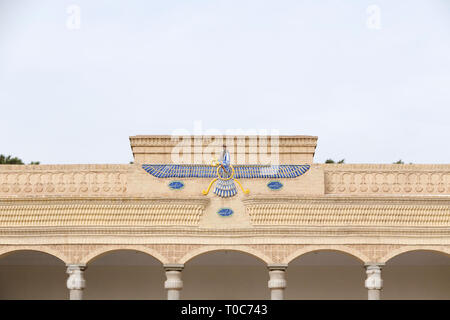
[
  {"xmin": 142, "ymin": 164, "xmax": 217, "ymax": 178},
  {"xmin": 142, "ymin": 164, "xmax": 310, "ymax": 179},
  {"xmin": 233, "ymin": 165, "xmax": 310, "ymax": 179}
]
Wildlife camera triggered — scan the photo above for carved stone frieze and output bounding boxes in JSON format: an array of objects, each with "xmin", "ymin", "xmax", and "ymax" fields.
[
  {"xmin": 0, "ymin": 164, "xmax": 130, "ymax": 196},
  {"xmin": 324, "ymin": 164, "xmax": 450, "ymax": 195}
]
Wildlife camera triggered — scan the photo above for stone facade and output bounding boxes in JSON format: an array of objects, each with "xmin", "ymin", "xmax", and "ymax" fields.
[{"xmin": 0, "ymin": 135, "xmax": 449, "ymax": 299}]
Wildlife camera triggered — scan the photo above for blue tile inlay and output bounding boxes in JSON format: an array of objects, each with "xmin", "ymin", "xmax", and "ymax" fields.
[
  {"xmin": 168, "ymin": 181, "xmax": 184, "ymax": 190},
  {"xmin": 217, "ymin": 208, "xmax": 234, "ymax": 217},
  {"xmin": 267, "ymin": 181, "xmax": 283, "ymax": 190}
]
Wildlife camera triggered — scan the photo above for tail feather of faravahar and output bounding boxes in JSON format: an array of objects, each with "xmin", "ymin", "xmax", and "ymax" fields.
[{"xmin": 214, "ymin": 179, "xmax": 237, "ymax": 198}]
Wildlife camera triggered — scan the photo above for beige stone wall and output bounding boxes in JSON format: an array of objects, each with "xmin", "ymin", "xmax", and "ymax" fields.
[
  {"xmin": 0, "ymin": 164, "xmax": 447, "ymax": 199},
  {"xmin": 1, "ymin": 163, "xmax": 449, "ymax": 198},
  {"xmin": 0, "ymin": 135, "xmax": 448, "ymax": 280}
]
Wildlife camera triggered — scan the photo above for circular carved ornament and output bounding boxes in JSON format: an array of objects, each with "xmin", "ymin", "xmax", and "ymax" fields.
[{"xmin": 217, "ymin": 165, "xmax": 234, "ymax": 181}]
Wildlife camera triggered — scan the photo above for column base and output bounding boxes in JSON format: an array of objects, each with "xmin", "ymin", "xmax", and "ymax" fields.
[{"xmin": 70, "ymin": 289, "xmax": 84, "ymax": 300}]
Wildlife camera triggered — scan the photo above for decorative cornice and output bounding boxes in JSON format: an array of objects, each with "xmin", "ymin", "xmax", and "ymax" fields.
[
  {"xmin": 243, "ymin": 196, "xmax": 450, "ymax": 227},
  {"xmin": 243, "ymin": 195, "xmax": 450, "ymax": 205},
  {"xmin": 0, "ymin": 196, "xmax": 448, "ymax": 230},
  {"xmin": 0, "ymin": 198, "xmax": 208, "ymax": 228},
  {"xmin": 321, "ymin": 164, "xmax": 450, "ymax": 170},
  {"xmin": 129, "ymin": 135, "xmax": 318, "ymax": 147},
  {"xmin": 0, "ymin": 226, "xmax": 448, "ymax": 238}
]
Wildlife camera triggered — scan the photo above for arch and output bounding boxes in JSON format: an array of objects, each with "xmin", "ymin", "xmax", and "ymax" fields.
[
  {"xmin": 0, "ymin": 246, "xmax": 68, "ymax": 264},
  {"xmin": 82, "ymin": 245, "xmax": 168, "ymax": 265},
  {"xmin": 179, "ymin": 245, "xmax": 272, "ymax": 264},
  {"xmin": 381, "ymin": 246, "xmax": 450, "ymax": 264},
  {"xmin": 284, "ymin": 245, "xmax": 369, "ymax": 264}
]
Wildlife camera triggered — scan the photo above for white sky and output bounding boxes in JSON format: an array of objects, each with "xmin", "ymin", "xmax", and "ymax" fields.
[{"xmin": 0, "ymin": 0, "xmax": 449, "ymax": 164}]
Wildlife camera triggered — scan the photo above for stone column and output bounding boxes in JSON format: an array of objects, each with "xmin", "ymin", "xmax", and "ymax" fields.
[
  {"xmin": 365, "ymin": 263, "xmax": 384, "ymax": 300},
  {"xmin": 66, "ymin": 264, "xmax": 87, "ymax": 300},
  {"xmin": 164, "ymin": 264, "xmax": 184, "ymax": 300},
  {"xmin": 267, "ymin": 264, "xmax": 288, "ymax": 300}
]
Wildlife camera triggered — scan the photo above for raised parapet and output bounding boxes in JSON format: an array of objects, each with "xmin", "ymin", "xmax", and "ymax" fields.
[
  {"xmin": 323, "ymin": 164, "xmax": 450, "ymax": 195},
  {"xmin": 0, "ymin": 164, "xmax": 130, "ymax": 198},
  {"xmin": 129, "ymin": 135, "xmax": 318, "ymax": 164}
]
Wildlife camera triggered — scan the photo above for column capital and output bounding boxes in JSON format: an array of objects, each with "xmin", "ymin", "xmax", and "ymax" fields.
[
  {"xmin": 365, "ymin": 263, "xmax": 383, "ymax": 291},
  {"xmin": 164, "ymin": 264, "xmax": 184, "ymax": 272},
  {"xmin": 267, "ymin": 264, "xmax": 288, "ymax": 271},
  {"xmin": 364, "ymin": 262, "xmax": 385, "ymax": 268},
  {"xmin": 66, "ymin": 264, "xmax": 86, "ymax": 292},
  {"xmin": 66, "ymin": 264, "xmax": 87, "ymax": 271}
]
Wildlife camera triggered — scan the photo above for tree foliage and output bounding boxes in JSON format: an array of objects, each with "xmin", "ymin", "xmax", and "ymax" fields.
[
  {"xmin": 0, "ymin": 155, "xmax": 40, "ymax": 165},
  {"xmin": 325, "ymin": 159, "xmax": 345, "ymax": 164},
  {"xmin": 0, "ymin": 155, "xmax": 24, "ymax": 164}
]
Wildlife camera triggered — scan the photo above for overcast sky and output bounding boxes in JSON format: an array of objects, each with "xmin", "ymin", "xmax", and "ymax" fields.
[{"xmin": 0, "ymin": 0, "xmax": 449, "ymax": 164}]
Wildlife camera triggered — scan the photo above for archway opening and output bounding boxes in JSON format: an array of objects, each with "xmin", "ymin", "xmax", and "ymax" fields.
[
  {"xmin": 286, "ymin": 250, "xmax": 365, "ymax": 300},
  {"xmin": 84, "ymin": 250, "xmax": 165, "ymax": 300},
  {"xmin": 383, "ymin": 250, "xmax": 450, "ymax": 299},
  {"xmin": 0, "ymin": 250, "xmax": 66, "ymax": 299},
  {"xmin": 183, "ymin": 250, "xmax": 267, "ymax": 299}
]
